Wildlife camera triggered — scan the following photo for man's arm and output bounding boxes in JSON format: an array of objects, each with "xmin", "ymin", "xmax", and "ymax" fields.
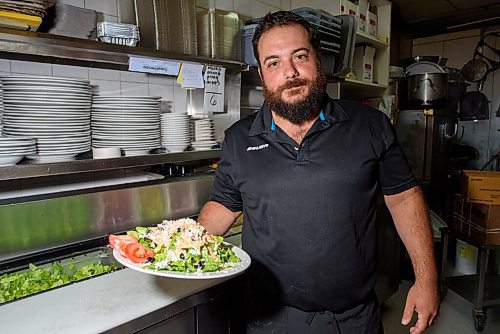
[
  {"xmin": 198, "ymin": 200, "xmax": 242, "ymax": 236},
  {"xmin": 384, "ymin": 186, "xmax": 440, "ymax": 334}
]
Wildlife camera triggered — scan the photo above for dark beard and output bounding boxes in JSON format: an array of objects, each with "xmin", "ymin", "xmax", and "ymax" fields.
[{"xmin": 263, "ymin": 69, "xmax": 327, "ymax": 125}]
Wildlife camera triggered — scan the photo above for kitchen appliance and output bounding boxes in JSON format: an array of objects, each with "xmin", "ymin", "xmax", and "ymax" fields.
[
  {"xmin": 462, "ymin": 31, "xmax": 500, "ymax": 90},
  {"xmin": 396, "ymin": 58, "xmax": 459, "ymax": 218},
  {"xmin": 406, "ymin": 73, "xmax": 448, "ymax": 108},
  {"xmin": 459, "ymin": 91, "xmax": 489, "ymax": 121}
]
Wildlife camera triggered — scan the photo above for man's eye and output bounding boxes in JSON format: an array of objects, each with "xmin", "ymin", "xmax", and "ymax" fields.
[
  {"xmin": 267, "ymin": 61, "xmax": 278, "ymax": 68},
  {"xmin": 295, "ymin": 54, "xmax": 308, "ymax": 61}
]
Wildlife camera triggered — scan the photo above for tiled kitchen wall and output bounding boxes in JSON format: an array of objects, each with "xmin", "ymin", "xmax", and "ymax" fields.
[{"xmin": 412, "ymin": 27, "xmax": 500, "ymax": 169}]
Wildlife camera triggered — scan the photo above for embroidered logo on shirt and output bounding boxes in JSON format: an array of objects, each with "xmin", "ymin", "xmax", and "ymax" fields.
[{"xmin": 246, "ymin": 144, "xmax": 269, "ymax": 151}]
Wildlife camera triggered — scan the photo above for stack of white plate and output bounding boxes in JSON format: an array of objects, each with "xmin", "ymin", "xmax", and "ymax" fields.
[
  {"xmin": 0, "ymin": 136, "xmax": 36, "ymax": 166},
  {"xmin": 191, "ymin": 118, "xmax": 217, "ymax": 150},
  {"xmin": 160, "ymin": 113, "xmax": 191, "ymax": 153},
  {"xmin": 0, "ymin": 83, "xmax": 3, "ymax": 132},
  {"xmin": 91, "ymin": 96, "xmax": 161, "ymax": 156},
  {"xmin": 0, "ymin": 75, "xmax": 92, "ymax": 162}
]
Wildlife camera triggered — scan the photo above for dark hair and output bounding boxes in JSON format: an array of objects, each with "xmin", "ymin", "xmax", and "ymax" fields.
[{"xmin": 251, "ymin": 11, "xmax": 321, "ymax": 68}]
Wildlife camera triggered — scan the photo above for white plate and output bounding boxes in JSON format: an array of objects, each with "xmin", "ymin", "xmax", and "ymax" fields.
[
  {"xmin": 93, "ymin": 96, "xmax": 161, "ymax": 100},
  {"xmin": 112, "ymin": 243, "xmax": 251, "ymax": 279},
  {"xmin": 3, "ymin": 100, "xmax": 91, "ymax": 106},
  {"xmin": 1, "ymin": 75, "xmax": 90, "ymax": 84}
]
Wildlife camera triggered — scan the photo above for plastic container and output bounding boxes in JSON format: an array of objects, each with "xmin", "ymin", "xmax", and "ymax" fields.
[
  {"xmin": 291, "ymin": 7, "xmax": 342, "ymax": 31},
  {"xmin": 242, "ymin": 24, "xmax": 258, "ymax": 66},
  {"xmin": 455, "ymin": 240, "xmax": 478, "ymax": 275}
]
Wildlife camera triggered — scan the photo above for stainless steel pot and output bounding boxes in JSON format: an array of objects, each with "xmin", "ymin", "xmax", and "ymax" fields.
[{"xmin": 407, "ymin": 73, "xmax": 448, "ymax": 107}]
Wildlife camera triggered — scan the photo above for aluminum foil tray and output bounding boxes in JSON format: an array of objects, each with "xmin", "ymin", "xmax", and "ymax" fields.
[{"xmin": 97, "ymin": 22, "xmax": 140, "ymax": 46}]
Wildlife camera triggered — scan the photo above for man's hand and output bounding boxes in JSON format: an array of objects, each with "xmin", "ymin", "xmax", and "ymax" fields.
[{"xmin": 401, "ymin": 281, "xmax": 440, "ymax": 333}]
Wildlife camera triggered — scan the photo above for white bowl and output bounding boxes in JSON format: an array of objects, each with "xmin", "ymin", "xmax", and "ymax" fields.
[
  {"xmin": 0, "ymin": 155, "xmax": 24, "ymax": 166},
  {"xmin": 164, "ymin": 144, "xmax": 188, "ymax": 153},
  {"xmin": 92, "ymin": 147, "xmax": 122, "ymax": 159}
]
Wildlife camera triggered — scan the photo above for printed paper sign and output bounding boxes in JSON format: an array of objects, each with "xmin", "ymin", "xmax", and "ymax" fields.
[
  {"xmin": 128, "ymin": 56, "xmax": 180, "ymax": 76},
  {"xmin": 203, "ymin": 65, "xmax": 226, "ymax": 113}
]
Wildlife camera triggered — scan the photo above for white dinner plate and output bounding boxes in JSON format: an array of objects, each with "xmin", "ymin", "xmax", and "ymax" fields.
[{"xmin": 112, "ymin": 243, "xmax": 251, "ymax": 279}]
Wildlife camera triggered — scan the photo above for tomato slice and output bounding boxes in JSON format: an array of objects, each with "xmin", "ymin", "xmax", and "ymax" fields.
[
  {"xmin": 109, "ymin": 234, "xmax": 138, "ymax": 257},
  {"xmin": 125, "ymin": 243, "xmax": 156, "ymax": 263}
]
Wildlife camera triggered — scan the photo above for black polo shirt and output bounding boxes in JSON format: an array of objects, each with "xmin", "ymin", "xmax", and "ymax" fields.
[{"xmin": 210, "ymin": 97, "xmax": 417, "ymax": 313}]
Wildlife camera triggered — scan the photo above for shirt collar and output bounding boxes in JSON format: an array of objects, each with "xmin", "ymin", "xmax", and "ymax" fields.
[{"xmin": 248, "ymin": 97, "xmax": 351, "ymax": 137}]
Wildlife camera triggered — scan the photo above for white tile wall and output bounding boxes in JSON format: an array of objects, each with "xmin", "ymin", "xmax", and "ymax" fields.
[
  {"xmin": 10, "ymin": 60, "xmax": 52, "ymax": 75},
  {"xmin": 85, "ymin": 0, "xmax": 118, "ymax": 16},
  {"xmin": 0, "ymin": 59, "xmax": 11, "ymax": 72},
  {"xmin": 52, "ymin": 64, "xmax": 89, "ymax": 78},
  {"xmin": 120, "ymin": 81, "xmax": 149, "ymax": 96},
  {"xmin": 120, "ymin": 70, "xmax": 149, "ymax": 83},
  {"xmin": 89, "ymin": 68, "xmax": 120, "ymax": 81},
  {"xmin": 214, "ymin": 0, "xmax": 235, "ymax": 12},
  {"xmin": 443, "ymin": 36, "xmax": 480, "ymax": 69}
]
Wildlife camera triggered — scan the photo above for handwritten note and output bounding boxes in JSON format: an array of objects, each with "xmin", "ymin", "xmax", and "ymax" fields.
[
  {"xmin": 203, "ymin": 65, "xmax": 226, "ymax": 113},
  {"xmin": 177, "ymin": 63, "xmax": 205, "ymax": 89},
  {"xmin": 128, "ymin": 56, "xmax": 180, "ymax": 75}
]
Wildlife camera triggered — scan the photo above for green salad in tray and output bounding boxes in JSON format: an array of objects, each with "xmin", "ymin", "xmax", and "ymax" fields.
[
  {"xmin": 0, "ymin": 262, "xmax": 115, "ymax": 304},
  {"xmin": 109, "ymin": 218, "xmax": 241, "ymax": 273}
]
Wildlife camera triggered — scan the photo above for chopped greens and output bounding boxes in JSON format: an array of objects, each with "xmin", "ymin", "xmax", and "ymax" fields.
[
  {"xmin": 129, "ymin": 218, "xmax": 240, "ymax": 273},
  {"xmin": 0, "ymin": 261, "xmax": 116, "ymax": 304}
]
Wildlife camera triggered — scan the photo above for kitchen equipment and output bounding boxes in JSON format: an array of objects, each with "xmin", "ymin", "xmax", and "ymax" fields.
[
  {"xmin": 406, "ymin": 61, "xmax": 445, "ymax": 76},
  {"xmin": 134, "ymin": 0, "xmax": 197, "ymax": 55},
  {"xmin": 407, "ymin": 73, "xmax": 448, "ymax": 108},
  {"xmin": 459, "ymin": 91, "xmax": 489, "ymax": 121},
  {"xmin": 97, "ymin": 22, "xmax": 139, "ymax": 47},
  {"xmin": 462, "ymin": 31, "xmax": 500, "ymax": 89},
  {"xmin": 444, "ymin": 67, "xmax": 469, "ymax": 112},
  {"xmin": 400, "ymin": 56, "xmax": 448, "ymax": 68},
  {"xmin": 197, "ymin": 8, "xmax": 241, "ymax": 60},
  {"xmin": 38, "ymin": 4, "xmax": 97, "ymax": 39}
]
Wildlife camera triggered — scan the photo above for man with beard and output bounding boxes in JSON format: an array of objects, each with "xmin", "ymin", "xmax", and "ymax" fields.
[{"xmin": 198, "ymin": 10, "xmax": 439, "ymax": 334}]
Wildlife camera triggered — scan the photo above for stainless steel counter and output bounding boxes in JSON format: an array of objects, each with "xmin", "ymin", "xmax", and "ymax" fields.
[{"xmin": 0, "ymin": 267, "xmax": 234, "ymax": 333}]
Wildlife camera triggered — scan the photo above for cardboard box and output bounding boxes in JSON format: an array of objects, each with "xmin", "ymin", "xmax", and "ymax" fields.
[
  {"xmin": 368, "ymin": 10, "xmax": 377, "ymax": 37},
  {"xmin": 340, "ymin": 0, "xmax": 348, "ymax": 15},
  {"xmin": 451, "ymin": 194, "xmax": 500, "ymax": 245},
  {"xmin": 356, "ymin": 0, "xmax": 368, "ymax": 33},
  {"xmin": 347, "ymin": 1, "xmax": 357, "ymax": 18},
  {"xmin": 353, "ymin": 45, "xmax": 376, "ymax": 82},
  {"xmin": 463, "ymin": 170, "xmax": 500, "ymax": 205}
]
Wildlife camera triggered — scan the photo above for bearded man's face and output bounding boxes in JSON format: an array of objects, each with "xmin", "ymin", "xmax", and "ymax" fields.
[{"xmin": 257, "ymin": 24, "xmax": 327, "ymax": 124}]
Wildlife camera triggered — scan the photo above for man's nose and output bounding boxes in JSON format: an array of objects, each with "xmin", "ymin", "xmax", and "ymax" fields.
[{"xmin": 283, "ymin": 60, "xmax": 299, "ymax": 79}]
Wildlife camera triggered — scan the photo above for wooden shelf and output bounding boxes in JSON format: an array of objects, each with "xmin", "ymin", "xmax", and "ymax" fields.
[
  {"xmin": 355, "ymin": 31, "xmax": 389, "ymax": 48},
  {"xmin": 344, "ymin": 78, "xmax": 388, "ymax": 89}
]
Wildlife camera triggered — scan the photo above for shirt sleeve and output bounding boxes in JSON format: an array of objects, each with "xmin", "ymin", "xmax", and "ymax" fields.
[
  {"xmin": 209, "ymin": 134, "xmax": 244, "ymax": 212},
  {"xmin": 378, "ymin": 114, "xmax": 418, "ymax": 195}
]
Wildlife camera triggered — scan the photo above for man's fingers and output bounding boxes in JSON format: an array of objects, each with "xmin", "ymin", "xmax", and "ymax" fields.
[
  {"xmin": 401, "ymin": 302, "xmax": 414, "ymax": 325},
  {"xmin": 410, "ymin": 311, "xmax": 431, "ymax": 334}
]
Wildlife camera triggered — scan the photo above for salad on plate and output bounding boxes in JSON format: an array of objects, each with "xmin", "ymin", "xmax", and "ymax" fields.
[{"xmin": 109, "ymin": 218, "xmax": 242, "ymax": 274}]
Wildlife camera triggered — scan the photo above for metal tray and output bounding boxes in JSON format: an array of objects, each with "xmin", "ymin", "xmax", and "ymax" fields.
[{"xmin": 0, "ymin": 246, "xmax": 123, "ymax": 304}]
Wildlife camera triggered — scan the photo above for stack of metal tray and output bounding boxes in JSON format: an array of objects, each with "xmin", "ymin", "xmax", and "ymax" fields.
[
  {"xmin": 197, "ymin": 8, "xmax": 241, "ymax": 61},
  {"xmin": 134, "ymin": 0, "xmax": 197, "ymax": 55}
]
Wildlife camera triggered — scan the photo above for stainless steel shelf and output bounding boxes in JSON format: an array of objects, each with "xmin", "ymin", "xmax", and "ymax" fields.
[
  {"xmin": 0, "ymin": 28, "xmax": 248, "ymax": 72},
  {"xmin": 0, "ymin": 150, "xmax": 221, "ymax": 181}
]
